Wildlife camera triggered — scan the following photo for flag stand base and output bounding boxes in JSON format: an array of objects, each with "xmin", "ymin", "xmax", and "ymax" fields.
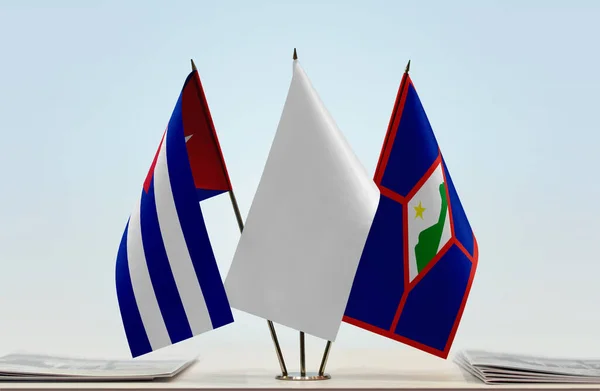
[
  {"xmin": 272, "ymin": 330, "xmax": 333, "ymax": 381},
  {"xmin": 275, "ymin": 372, "xmax": 331, "ymax": 381}
]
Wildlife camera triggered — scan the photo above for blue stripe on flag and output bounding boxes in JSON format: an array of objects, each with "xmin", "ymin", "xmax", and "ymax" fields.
[
  {"xmin": 165, "ymin": 96, "xmax": 234, "ymax": 329},
  {"xmin": 394, "ymin": 244, "xmax": 471, "ymax": 351},
  {"xmin": 442, "ymin": 160, "xmax": 475, "ymax": 256},
  {"xmin": 381, "ymin": 85, "xmax": 440, "ymax": 197},
  {"xmin": 140, "ymin": 179, "xmax": 193, "ymax": 343},
  {"xmin": 345, "ymin": 194, "xmax": 405, "ymax": 330},
  {"xmin": 115, "ymin": 221, "xmax": 153, "ymax": 357}
]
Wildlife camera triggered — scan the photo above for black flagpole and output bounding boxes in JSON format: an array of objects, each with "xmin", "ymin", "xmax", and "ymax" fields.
[
  {"xmin": 292, "ymin": 48, "xmax": 309, "ymax": 378},
  {"xmin": 227, "ymin": 186, "xmax": 288, "ymax": 378},
  {"xmin": 316, "ymin": 58, "xmax": 412, "ymax": 377},
  {"xmin": 190, "ymin": 59, "xmax": 288, "ymax": 377}
]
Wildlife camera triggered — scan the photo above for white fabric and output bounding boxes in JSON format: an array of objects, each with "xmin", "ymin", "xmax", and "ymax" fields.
[{"xmin": 224, "ymin": 60, "xmax": 379, "ymax": 341}]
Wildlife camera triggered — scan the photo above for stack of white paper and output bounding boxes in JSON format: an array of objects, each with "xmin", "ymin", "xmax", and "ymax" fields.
[
  {"xmin": 0, "ymin": 353, "xmax": 193, "ymax": 381},
  {"xmin": 456, "ymin": 350, "xmax": 600, "ymax": 384}
]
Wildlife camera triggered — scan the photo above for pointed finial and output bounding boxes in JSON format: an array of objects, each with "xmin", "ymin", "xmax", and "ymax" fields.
[
  {"xmin": 293, "ymin": 48, "xmax": 298, "ymax": 60},
  {"xmin": 405, "ymin": 59, "xmax": 411, "ymax": 73},
  {"xmin": 191, "ymin": 59, "xmax": 197, "ymax": 71}
]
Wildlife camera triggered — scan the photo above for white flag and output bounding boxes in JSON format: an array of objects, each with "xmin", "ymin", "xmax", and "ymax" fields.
[{"xmin": 224, "ymin": 59, "xmax": 379, "ymax": 341}]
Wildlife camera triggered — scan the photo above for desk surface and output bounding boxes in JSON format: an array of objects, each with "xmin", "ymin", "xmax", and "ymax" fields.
[{"xmin": 0, "ymin": 348, "xmax": 598, "ymax": 391}]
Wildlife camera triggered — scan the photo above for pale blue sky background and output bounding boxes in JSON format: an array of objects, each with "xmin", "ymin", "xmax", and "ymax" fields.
[{"xmin": 1, "ymin": 0, "xmax": 600, "ymax": 364}]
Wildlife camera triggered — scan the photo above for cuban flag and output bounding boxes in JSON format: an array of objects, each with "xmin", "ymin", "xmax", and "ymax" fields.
[
  {"xmin": 343, "ymin": 66, "xmax": 479, "ymax": 359},
  {"xmin": 115, "ymin": 67, "xmax": 234, "ymax": 357}
]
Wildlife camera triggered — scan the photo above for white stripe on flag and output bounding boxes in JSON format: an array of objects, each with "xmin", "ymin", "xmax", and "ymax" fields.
[
  {"xmin": 127, "ymin": 198, "xmax": 171, "ymax": 351},
  {"xmin": 153, "ymin": 134, "xmax": 213, "ymax": 334}
]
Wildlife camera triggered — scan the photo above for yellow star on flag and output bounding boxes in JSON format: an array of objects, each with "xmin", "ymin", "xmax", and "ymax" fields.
[{"xmin": 414, "ymin": 201, "xmax": 426, "ymax": 219}]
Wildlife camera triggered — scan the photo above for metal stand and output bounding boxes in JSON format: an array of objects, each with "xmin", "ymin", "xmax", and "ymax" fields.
[
  {"xmin": 267, "ymin": 319, "xmax": 288, "ymax": 376},
  {"xmin": 276, "ymin": 50, "xmax": 333, "ymax": 382},
  {"xmin": 318, "ymin": 340, "xmax": 332, "ymax": 376},
  {"xmin": 275, "ymin": 331, "xmax": 331, "ymax": 381},
  {"xmin": 276, "ymin": 372, "xmax": 331, "ymax": 381}
]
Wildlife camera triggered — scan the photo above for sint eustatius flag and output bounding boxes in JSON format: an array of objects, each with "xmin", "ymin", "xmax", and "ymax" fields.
[
  {"xmin": 115, "ymin": 67, "xmax": 234, "ymax": 357},
  {"xmin": 343, "ymin": 68, "xmax": 478, "ymax": 359}
]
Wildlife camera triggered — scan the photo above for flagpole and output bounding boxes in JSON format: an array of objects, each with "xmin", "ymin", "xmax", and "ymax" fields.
[
  {"xmin": 190, "ymin": 59, "xmax": 288, "ymax": 378},
  {"xmin": 300, "ymin": 331, "xmax": 306, "ymax": 377},
  {"xmin": 318, "ymin": 340, "xmax": 331, "ymax": 376},
  {"xmin": 227, "ymin": 189, "xmax": 289, "ymax": 377},
  {"xmin": 315, "ymin": 58, "xmax": 413, "ymax": 378},
  {"xmin": 292, "ymin": 45, "xmax": 308, "ymax": 378},
  {"xmin": 293, "ymin": 48, "xmax": 308, "ymax": 380},
  {"xmin": 280, "ymin": 48, "xmax": 332, "ymax": 381},
  {"xmin": 228, "ymin": 190, "xmax": 289, "ymax": 377}
]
